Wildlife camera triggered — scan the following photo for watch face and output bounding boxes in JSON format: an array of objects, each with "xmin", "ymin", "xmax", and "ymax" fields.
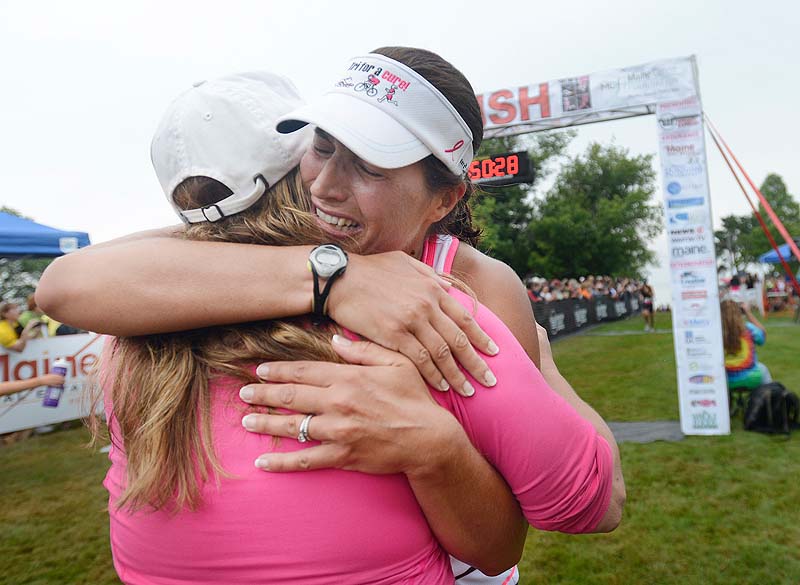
[{"xmin": 311, "ymin": 245, "xmax": 347, "ymax": 278}]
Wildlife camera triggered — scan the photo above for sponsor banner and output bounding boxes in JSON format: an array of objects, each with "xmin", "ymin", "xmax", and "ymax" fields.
[
  {"xmin": 479, "ymin": 57, "xmax": 697, "ymax": 134},
  {"xmin": 657, "ymin": 97, "xmax": 729, "ymax": 435},
  {"xmin": 530, "ymin": 295, "xmax": 642, "ymax": 339},
  {"xmin": 0, "ymin": 334, "xmax": 104, "ymax": 434}
]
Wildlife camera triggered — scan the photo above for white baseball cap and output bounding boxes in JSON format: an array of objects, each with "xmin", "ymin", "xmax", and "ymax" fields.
[
  {"xmin": 276, "ymin": 54, "xmax": 473, "ymax": 177},
  {"xmin": 151, "ymin": 72, "xmax": 311, "ymax": 223}
]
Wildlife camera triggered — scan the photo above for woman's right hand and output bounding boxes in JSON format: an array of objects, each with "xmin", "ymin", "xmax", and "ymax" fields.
[{"xmin": 327, "ymin": 251, "xmax": 498, "ymax": 397}]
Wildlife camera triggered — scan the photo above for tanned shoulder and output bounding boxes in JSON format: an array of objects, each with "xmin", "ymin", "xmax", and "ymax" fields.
[{"xmin": 453, "ymin": 244, "xmax": 541, "ymax": 368}]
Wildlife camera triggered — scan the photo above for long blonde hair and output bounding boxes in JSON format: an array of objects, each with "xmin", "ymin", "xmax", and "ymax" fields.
[
  {"xmin": 89, "ymin": 169, "xmax": 345, "ymax": 512},
  {"xmin": 720, "ymin": 299, "xmax": 745, "ymax": 355}
]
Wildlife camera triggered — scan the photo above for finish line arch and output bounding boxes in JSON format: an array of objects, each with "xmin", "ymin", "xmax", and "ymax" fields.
[{"xmin": 477, "ymin": 56, "xmax": 727, "ymax": 435}]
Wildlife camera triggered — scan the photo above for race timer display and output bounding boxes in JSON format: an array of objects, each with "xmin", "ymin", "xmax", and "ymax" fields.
[{"xmin": 468, "ymin": 151, "xmax": 535, "ymax": 186}]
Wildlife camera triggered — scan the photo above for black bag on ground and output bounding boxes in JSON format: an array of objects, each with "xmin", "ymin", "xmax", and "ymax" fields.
[{"xmin": 743, "ymin": 382, "xmax": 800, "ymax": 435}]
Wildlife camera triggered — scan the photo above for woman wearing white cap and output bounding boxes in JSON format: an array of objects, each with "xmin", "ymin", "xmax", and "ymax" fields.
[{"xmin": 40, "ymin": 48, "xmax": 624, "ymax": 583}]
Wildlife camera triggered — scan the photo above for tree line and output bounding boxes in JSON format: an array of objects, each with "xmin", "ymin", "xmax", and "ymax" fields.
[
  {"xmin": 712, "ymin": 174, "xmax": 799, "ymax": 274},
  {"xmin": 472, "ymin": 132, "xmax": 662, "ymax": 279}
]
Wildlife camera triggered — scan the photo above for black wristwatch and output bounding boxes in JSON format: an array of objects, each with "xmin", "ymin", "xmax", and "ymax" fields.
[{"xmin": 307, "ymin": 244, "xmax": 348, "ymax": 322}]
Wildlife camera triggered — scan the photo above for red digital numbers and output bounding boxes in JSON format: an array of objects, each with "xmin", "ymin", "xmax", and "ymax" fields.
[
  {"xmin": 470, "ymin": 154, "xmax": 520, "ymax": 179},
  {"xmin": 468, "ymin": 160, "xmax": 481, "ymax": 180},
  {"xmin": 506, "ymin": 154, "xmax": 518, "ymax": 175},
  {"xmin": 468, "ymin": 153, "xmax": 528, "ymax": 184}
]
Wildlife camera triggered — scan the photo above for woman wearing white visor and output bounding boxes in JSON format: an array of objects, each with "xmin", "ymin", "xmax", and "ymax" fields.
[{"xmin": 39, "ymin": 48, "xmax": 624, "ymax": 583}]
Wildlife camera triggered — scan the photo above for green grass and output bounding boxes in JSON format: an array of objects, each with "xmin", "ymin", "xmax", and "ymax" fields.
[
  {"xmin": 0, "ymin": 423, "xmax": 117, "ymax": 585},
  {"xmin": 552, "ymin": 312, "xmax": 680, "ymax": 420},
  {"xmin": 1, "ymin": 313, "xmax": 799, "ymax": 584}
]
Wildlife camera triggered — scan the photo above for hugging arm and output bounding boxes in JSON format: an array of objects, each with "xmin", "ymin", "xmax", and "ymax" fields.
[
  {"xmin": 437, "ymin": 294, "xmax": 623, "ymax": 533},
  {"xmin": 458, "ymin": 246, "xmax": 625, "ymax": 530},
  {"xmin": 36, "ymin": 233, "xmax": 495, "ymax": 394}
]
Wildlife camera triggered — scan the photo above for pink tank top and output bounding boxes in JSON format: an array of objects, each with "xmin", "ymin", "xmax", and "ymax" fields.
[{"xmin": 421, "ymin": 233, "xmax": 459, "ymax": 275}]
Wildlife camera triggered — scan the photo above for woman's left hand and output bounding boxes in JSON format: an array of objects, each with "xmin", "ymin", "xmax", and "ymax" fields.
[{"xmin": 239, "ymin": 335, "xmax": 464, "ymax": 476}]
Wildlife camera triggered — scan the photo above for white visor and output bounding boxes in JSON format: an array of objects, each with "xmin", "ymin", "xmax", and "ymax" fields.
[{"xmin": 277, "ymin": 54, "xmax": 473, "ymax": 176}]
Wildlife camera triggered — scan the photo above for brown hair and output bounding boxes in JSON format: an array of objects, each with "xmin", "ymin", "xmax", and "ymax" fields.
[
  {"xmin": 720, "ymin": 300, "xmax": 745, "ymax": 355},
  {"xmin": 371, "ymin": 46, "xmax": 483, "ymax": 246},
  {"xmin": 0, "ymin": 302, "xmax": 18, "ymax": 320},
  {"xmin": 90, "ymin": 169, "xmax": 346, "ymax": 512}
]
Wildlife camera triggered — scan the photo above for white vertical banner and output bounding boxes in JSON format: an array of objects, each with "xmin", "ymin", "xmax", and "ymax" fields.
[{"xmin": 657, "ymin": 95, "xmax": 730, "ymax": 435}]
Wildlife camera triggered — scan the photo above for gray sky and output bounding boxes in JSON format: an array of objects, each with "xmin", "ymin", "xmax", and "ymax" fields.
[{"xmin": 1, "ymin": 0, "xmax": 798, "ymax": 305}]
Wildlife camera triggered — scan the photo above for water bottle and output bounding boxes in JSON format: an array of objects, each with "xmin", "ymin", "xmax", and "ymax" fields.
[{"xmin": 42, "ymin": 358, "xmax": 68, "ymax": 408}]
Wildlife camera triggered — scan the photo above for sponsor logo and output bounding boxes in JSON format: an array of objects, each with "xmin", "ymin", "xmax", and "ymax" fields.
[
  {"xmin": 672, "ymin": 244, "xmax": 710, "ymax": 258},
  {"xmin": 688, "ymin": 388, "xmax": 716, "ymax": 395},
  {"xmin": 682, "ymin": 318, "xmax": 711, "ymax": 328},
  {"xmin": 686, "ymin": 347, "xmax": 712, "ymax": 358},
  {"xmin": 596, "ymin": 304, "xmax": 608, "ymax": 319},
  {"xmin": 549, "ymin": 313, "xmax": 565, "ymax": 334},
  {"xmin": 658, "ymin": 113, "xmax": 700, "ymax": 129},
  {"xmin": 664, "ymin": 164, "xmax": 704, "ymax": 178},
  {"xmin": 689, "ymin": 374, "xmax": 715, "ymax": 384},
  {"xmin": 680, "ymin": 301, "xmax": 708, "ymax": 317},
  {"xmin": 574, "ymin": 307, "xmax": 588, "ymax": 327},
  {"xmin": 664, "ymin": 144, "xmax": 698, "ymax": 156},
  {"xmin": 630, "ymin": 298, "xmax": 639, "ymax": 311},
  {"xmin": 669, "ymin": 227, "xmax": 693, "ymax": 237},
  {"xmin": 691, "ymin": 399, "xmax": 717, "ymax": 407},
  {"xmin": 669, "ymin": 225, "xmax": 705, "ymax": 236},
  {"xmin": 671, "ymin": 258, "xmax": 715, "ymax": 269},
  {"xmin": 669, "ymin": 225, "xmax": 707, "ymax": 243},
  {"xmin": 692, "ymin": 411, "xmax": 719, "ymax": 430},
  {"xmin": 560, "ymin": 76, "xmax": 592, "ymax": 112},
  {"xmin": 679, "ymin": 271, "xmax": 706, "ymax": 287},
  {"xmin": 688, "ymin": 361, "xmax": 714, "ymax": 371},
  {"xmin": 667, "ymin": 181, "xmax": 682, "ymax": 195},
  {"xmin": 659, "ymin": 96, "xmax": 700, "ymax": 110},
  {"xmin": 660, "ymin": 129, "xmax": 701, "ymax": 141},
  {"xmin": 668, "ymin": 210, "xmax": 706, "ymax": 225},
  {"xmin": 681, "ymin": 290, "xmax": 708, "ymax": 300},
  {"xmin": 678, "ymin": 182, "xmax": 705, "ymax": 193},
  {"xmin": 684, "ymin": 330, "xmax": 711, "ymax": 345},
  {"xmin": 668, "ymin": 197, "xmax": 704, "ymax": 209},
  {"xmin": 614, "ymin": 301, "xmax": 627, "ymax": 315}
]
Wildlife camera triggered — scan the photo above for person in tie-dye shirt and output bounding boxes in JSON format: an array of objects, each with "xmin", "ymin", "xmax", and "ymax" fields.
[{"xmin": 721, "ymin": 299, "xmax": 772, "ymax": 389}]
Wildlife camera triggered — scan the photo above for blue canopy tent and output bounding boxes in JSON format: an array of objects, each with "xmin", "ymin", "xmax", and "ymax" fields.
[
  {"xmin": 758, "ymin": 238, "xmax": 800, "ymax": 264},
  {"xmin": 0, "ymin": 212, "xmax": 90, "ymax": 258}
]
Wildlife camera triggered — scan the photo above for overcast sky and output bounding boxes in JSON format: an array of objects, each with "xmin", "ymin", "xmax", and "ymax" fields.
[{"xmin": 1, "ymin": 0, "xmax": 798, "ymax": 305}]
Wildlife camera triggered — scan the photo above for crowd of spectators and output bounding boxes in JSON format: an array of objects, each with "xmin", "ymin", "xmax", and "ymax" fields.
[{"xmin": 524, "ymin": 274, "xmax": 650, "ymax": 304}]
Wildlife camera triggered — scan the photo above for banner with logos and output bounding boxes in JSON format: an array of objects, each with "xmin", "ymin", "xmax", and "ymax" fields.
[
  {"xmin": 0, "ymin": 334, "xmax": 104, "ymax": 434},
  {"xmin": 657, "ymin": 96, "xmax": 729, "ymax": 435},
  {"xmin": 480, "ymin": 57, "xmax": 699, "ymax": 138},
  {"xmin": 479, "ymin": 55, "xmax": 728, "ymax": 435},
  {"xmin": 531, "ymin": 294, "xmax": 642, "ymax": 339}
]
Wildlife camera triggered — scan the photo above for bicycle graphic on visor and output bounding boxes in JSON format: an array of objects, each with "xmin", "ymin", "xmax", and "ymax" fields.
[{"xmin": 354, "ymin": 74, "xmax": 380, "ymax": 97}]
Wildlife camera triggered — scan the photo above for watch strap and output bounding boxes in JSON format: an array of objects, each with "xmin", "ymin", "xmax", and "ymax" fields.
[{"xmin": 310, "ymin": 262, "xmax": 346, "ymax": 324}]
